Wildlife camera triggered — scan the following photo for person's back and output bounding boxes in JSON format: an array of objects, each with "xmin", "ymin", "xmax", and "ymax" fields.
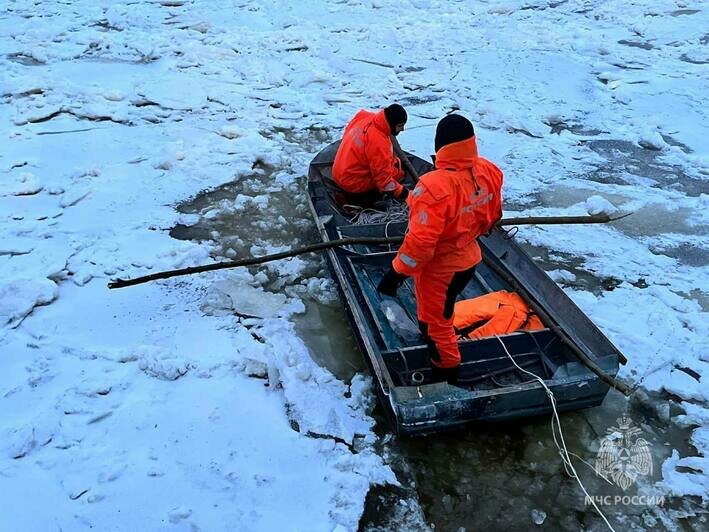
[
  {"xmin": 332, "ymin": 105, "xmax": 408, "ymax": 202},
  {"xmin": 399, "ymin": 132, "xmax": 502, "ymax": 274},
  {"xmin": 377, "ymin": 114, "xmax": 504, "ymax": 384}
]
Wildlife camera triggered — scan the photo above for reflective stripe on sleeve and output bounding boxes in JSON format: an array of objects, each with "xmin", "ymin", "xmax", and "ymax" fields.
[
  {"xmin": 384, "ymin": 181, "xmax": 397, "ymax": 192},
  {"xmin": 399, "ymin": 253, "xmax": 418, "ymax": 268}
]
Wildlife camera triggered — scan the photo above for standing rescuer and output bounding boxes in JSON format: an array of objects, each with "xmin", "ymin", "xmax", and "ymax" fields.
[
  {"xmin": 376, "ymin": 114, "xmax": 504, "ymax": 384},
  {"xmin": 332, "ymin": 104, "xmax": 409, "ymax": 204}
]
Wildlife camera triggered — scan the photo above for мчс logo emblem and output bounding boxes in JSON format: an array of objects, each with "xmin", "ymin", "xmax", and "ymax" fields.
[{"xmin": 595, "ymin": 415, "xmax": 653, "ymax": 491}]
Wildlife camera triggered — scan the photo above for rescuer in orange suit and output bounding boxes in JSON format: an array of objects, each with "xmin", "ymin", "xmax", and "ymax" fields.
[
  {"xmin": 377, "ymin": 114, "xmax": 504, "ymax": 384},
  {"xmin": 332, "ymin": 104, "xmax": 409, "ymax": 205}
]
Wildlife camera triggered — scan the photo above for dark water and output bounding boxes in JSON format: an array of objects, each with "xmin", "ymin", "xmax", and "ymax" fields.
[
  {"xmin": 366, "ymin": 359, "xmax": 702, "ymax": 532},
  {"xmin": 169, "ymin": 133, "xmax": 706, "ymax": 531}
]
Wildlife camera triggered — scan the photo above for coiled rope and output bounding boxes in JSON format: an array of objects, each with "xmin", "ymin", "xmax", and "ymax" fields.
[{"xmin": 345, "ymin": 198, "xmax": 409, "ymax": 225}]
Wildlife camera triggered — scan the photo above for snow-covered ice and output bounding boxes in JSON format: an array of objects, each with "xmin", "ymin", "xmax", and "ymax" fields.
[{"xmin": 1, "ymin": 0, "xmax": 707, "ymax": 530}]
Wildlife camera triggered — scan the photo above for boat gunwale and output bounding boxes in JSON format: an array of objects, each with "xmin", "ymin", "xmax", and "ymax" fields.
[
  {"xmin": 306, "ymin": 141, "xmax": 622, "ymax": 434},
  {"xmin": 306, "ymin": 188, "xmax": 396, "ymax": 397}
]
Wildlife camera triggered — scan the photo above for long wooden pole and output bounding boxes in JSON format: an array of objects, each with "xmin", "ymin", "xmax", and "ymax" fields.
[
  {"xmin": 108, "ymin": 212, "xmax": 631, "ymax": 393},
  {"xmin": 391, "ymin": 135, "xmax": 419, "ymax": 181},
  {"xmin": 108, "ymin": 214, "xmax": 622, "ymax": 289},
  {"xmin": 108, "ymin": 236, "xmax": 398, "ymax": 289}
]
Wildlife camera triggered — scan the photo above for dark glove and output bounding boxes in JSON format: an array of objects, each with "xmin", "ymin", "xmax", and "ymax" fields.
[
  {"xmin": 377, "ymin": 267, "xmax": 407, "ymax": 297},
  {"xmin": 397, "ymin": 187, "xmax": 409, "ymax": 202}
]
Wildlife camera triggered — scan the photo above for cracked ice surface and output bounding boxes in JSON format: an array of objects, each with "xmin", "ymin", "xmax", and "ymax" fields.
[
  {"xmin": 0, "ymin": 1, "xmax": 399, "ymax": 530},
  {"xmin": 1, "ymin": 0, "xmax": 708, "ymax": 530}
]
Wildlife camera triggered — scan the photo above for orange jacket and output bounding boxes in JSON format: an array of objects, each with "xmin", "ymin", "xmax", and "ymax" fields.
[
  {"xmin": 332, "ymin": 109, "xmax": 405, "ymax": 196},
  {"xmin": 392, "ymin": 137, "xmax": 503, "ymax": 275},
  {"xmin": 453, "ymin": 291, "xmax": 545, "ymax": 339}
]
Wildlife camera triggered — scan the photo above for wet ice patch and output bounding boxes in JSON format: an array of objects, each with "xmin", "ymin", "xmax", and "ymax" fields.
[{"xmin": 547, "ymin": 269, "xmax": 576, "ymax": 284}]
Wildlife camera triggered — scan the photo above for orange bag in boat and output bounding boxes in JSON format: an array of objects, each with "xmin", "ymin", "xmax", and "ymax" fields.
[{"xmin": 453, "ymin": 290, "xmax": 545, "ymax": 339}]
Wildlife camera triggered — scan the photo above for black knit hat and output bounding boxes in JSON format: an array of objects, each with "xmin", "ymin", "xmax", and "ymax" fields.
[
  {"xmin": 384, "ymin": 104, "xmax": 407, "ymax": 130},
  {"xmin": 435, "ymin": 114, "xmax": 475, "ymax": 152}
]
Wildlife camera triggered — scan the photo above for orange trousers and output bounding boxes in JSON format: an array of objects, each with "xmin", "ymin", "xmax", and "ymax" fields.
[{"xmin": 414, "ymin": 266, "xmax": 476, "ymax": 369}]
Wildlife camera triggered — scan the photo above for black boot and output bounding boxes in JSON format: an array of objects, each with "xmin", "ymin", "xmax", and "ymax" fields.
[{"xmin": 430, "ymin": 364, "xmax": 459, "ymax": 385}]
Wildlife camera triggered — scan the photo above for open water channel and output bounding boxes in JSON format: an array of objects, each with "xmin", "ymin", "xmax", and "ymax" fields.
[{"xmin": 170, "ymin": 128, "xmax": 706, "ymax": 531}]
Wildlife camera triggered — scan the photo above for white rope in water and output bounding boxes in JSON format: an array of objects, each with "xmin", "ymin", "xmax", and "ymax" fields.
[{"xmin": 495, "ymin": 335, "xmax": 617, "ymax": 532}]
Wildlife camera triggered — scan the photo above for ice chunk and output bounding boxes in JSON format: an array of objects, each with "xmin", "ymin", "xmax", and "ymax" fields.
[
  {"xmin": 2, "ymin": 414, "xmax": 57, "ymax": 459},
  {"xmin": 168, "ymin": 507, "xmax": 192, "ymax": 524},
  {"xmin": 211, "ymin": 279, "xmax": 287, "ymax": 318},
  {"xmin": 531, "ymin": 509, "xmax": 546, "ymax": 525},
  {"xmin": 102, "ymin": 90, "xmax": 125, "ymax": 102},
  {"xmin": 638, "ymin": 130, "xmax": 668, "ymax": 151},
  {"xmin": 219, "ymin": 125, "xmax": 243, "ymax": 139},
  {"xmin": 59, "ymin": 189, "xmax": 90, "ymax": 208},
  {"xmin": 265, "ymin": 256, "xmax": 306, "ymax": 279},
  {"xmin": 547, "ymin": 269, "xmax": 576, "ymax": 283},
  {"xmin": 662, "ymin": 450, "xmax": 708, "ymax": 498},
  {"xmin": 0, "ymin": 278, "xmax": 58, "ymax": 327},
  {"xmin": 135, "ymin": 346, "xmax": 189, "ymax": 381},
  {"xmin": 585, "ymin": 195, "xmax": 618, "ymax": 216},
  {"xmin": 0, "ymin": 172, "xmax": 42, "ymax": 196}
]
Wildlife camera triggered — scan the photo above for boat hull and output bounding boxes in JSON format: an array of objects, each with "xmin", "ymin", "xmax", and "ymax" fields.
[{"xmin": 308, "ymin": 141, "xmax": 623, "ymax": 435}]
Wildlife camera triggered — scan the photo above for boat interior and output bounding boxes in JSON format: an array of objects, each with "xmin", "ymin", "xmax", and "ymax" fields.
[
  {"xmin": 340, "ymin": 225, "xmax": 585, "ymax": 390},
  {"xmin": 310, "ymin": 178, "xmax": 592, "ymax": 391}
]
